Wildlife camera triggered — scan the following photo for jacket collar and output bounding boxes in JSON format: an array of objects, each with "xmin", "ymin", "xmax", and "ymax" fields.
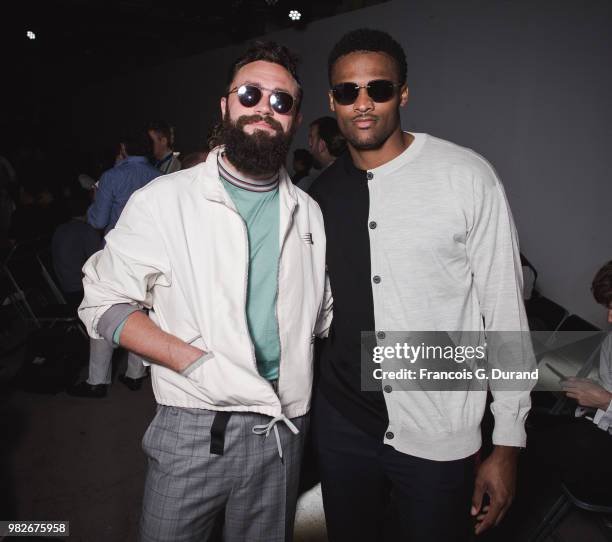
[
  {"xmin": 217, "ymin": 153, "xmax": 280, "ymax": 192},
  {"xmin": 199, "ymin": 146, "xmax": 298, "ymax": 212}
]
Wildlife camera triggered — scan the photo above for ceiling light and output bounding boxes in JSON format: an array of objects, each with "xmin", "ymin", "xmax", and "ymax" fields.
[
  {"xmin": 288, "ymin": 10, "xmax": 301, "ymax": 21},
  {"xmin": 27, "ymin": 30, "xmax": 36, "ymax": 40}
]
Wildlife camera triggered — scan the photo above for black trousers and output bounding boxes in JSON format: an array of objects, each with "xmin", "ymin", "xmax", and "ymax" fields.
[{"xmin": 313, "ymin": 390, "xmax": 475, "ymax": 542}]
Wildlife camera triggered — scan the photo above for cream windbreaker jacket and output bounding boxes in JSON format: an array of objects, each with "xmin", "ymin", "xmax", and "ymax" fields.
[{"xmin": 79, "ymin": 148, "xmax": 332, "ymax": 419}]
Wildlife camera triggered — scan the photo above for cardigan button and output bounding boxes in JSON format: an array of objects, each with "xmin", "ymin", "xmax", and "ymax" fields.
[
  {"xmin": 373, "ymin": 275, "xmax": 381, "ymax": 284},
  {"xmin": 369, "ymin": 221, "xmax": 377, "ymax": 229},
  {"xmin": 385, "ymin": 431, "xmax": 395, "ymax": 440},
  {"xmin": 367, "ymin": 171, "xmax": 374, "ymax": 180},
  {"xmin": 377, "ymin": 331, "xmax": 386, "ymax": 340},
  {"xmin": 384, "ymin": 385, "xmax": 392, "ymax": 393}
]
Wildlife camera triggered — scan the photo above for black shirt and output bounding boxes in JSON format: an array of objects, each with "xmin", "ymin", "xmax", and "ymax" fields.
[{"xmin": 311, "ymin": 152, "xmax": 388, "ymax": 439}]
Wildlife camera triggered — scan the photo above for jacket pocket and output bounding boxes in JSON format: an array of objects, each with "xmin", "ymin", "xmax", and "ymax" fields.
[
  {"xmin": 183, "ymin": 351, "xmax": 215, "ymax": 380},
  {"xmin": 182, "ymin": 335, "xmax": 216, "ymax": 385}
]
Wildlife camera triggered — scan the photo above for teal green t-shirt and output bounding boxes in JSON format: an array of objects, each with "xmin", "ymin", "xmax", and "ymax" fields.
[{"xmin": 222, "ymin": 177, "xmax": 281, "ymax": 380}]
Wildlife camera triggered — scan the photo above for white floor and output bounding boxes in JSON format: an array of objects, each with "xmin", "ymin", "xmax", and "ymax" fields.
[{"xmin": 294, "ymin": 483, "xmax": 328, "ymax": 542}]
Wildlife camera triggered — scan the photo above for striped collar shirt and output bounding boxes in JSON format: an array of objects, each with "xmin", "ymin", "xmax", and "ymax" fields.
[{"xmin": 217, "ymin": 153, "xmax": 279, "ymax": 192}]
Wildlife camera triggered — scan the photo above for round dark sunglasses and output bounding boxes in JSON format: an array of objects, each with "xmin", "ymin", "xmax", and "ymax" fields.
[
  {"xmin": 331, "ymin": 80, "xmax": 402, "ymax": 106},
  {"xmin": 228, "ymin": 84, "xmax": 295, "ymax": 115}
]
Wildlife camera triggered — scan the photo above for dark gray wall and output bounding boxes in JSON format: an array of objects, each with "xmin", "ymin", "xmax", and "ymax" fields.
[{"xmin": 72, "ymin": 0, "xmax": 612, "ymax": 327}]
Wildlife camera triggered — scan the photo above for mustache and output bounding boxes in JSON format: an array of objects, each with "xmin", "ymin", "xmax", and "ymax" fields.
[{"xmin": 236, "ymin": 114, "xmax": 284, "ymax": 133}]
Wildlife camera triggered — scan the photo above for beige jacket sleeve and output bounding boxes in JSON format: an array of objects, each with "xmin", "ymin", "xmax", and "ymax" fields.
[{"xmin": 79, "ymin": 189, "xmax": 172, "ymax": 339}]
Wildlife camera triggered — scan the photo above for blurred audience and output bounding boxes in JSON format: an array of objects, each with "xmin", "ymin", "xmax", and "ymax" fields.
[
  {"xmin": 55, "ymin": 191, "xmax": 148, "ymax": 398},
  {"xmin": 308, "ymin": 116, "xmax": 346, "ymax": 172},
  {"xmin": 292, "ymin": 148, "xmax": 315, "ymax": 191},
  {"xmin": 8, "ymin": 186, "xmax": 36, "ymax": 244},
  {"xmin": 207, "ymin": 122, "xmax": 224, "ymax": 150},
  {"xmin": 180, "ymin": 148, "xmax": 209, "ymax": 170},
  {"xmin": 67, "ymin": 130, "xmax": 159, "ymax": 397},
  {"xmin": 561, "ymin": 261, "xmax": 612, "ymax": 428},
  {"xmin": 9, "ymin": 184, "xmax": 65, "ymax": 245},
  {"xmin": 87, "ymin": 130, "xmax": 159, "ymax": 235},
  {"xmin": 526, "ymin": 260, "xmax": 612, "ymax": 496},
  {"xmin": 51, "ymin": 191, "xmax": 100, "ymax": 309},
  {"xmin": 148, "ymin": 120, "xmax": 181, "ymax": 174}
]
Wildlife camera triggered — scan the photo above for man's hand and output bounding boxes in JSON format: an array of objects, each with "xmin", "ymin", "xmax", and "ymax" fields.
[
  {"xmin": 562, "ymin": 377, "xmax": 612, "ymax": 410},
  {"xmin": 120, "ymin": 311, "xmax": 204, "ymax": 374},
  {"xmin": 471, "ymin": 446, "xmax": 519, "ymax": 535}
]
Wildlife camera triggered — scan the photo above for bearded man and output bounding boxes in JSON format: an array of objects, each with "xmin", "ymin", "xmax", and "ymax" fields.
[{"xmin": 78, "ymin": 41, "xmax": 332, "ymax": 542}]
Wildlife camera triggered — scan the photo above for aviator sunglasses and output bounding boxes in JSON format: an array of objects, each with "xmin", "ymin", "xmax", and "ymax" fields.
[
  {"xmin": 331, "ymin": 79, "xmax": 402, "ymax": 106},
  {"xmin": 228, "ymin": 84, "xmax": 296, "ymax": 115}
]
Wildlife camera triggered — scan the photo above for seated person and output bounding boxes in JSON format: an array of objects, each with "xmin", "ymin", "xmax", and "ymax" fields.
[
  {"xmin": 53, "ymin": 192, "xmax": 148, "ymax": 397},
  {"xmin": 561, "ymin": 261, "xmax": 612, "ymax": 432},
  {"xmin": 527, "ymin": 260, "xmax": 612, "ymax": 493},
  {"xmin": 52, "ymin": 192, "xmax": 101, "ymax": 310}
]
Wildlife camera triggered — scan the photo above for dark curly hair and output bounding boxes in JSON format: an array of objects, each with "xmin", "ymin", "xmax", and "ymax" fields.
[
  {"xmin": 328, "ymin": 28, "xmax": 407, "ymax": 85},
  {"xmin": 227, "ymin": 40, "xmax": 302, "ymax": 113},
  {"xmin": 592, "ymin": 260, "xmax": 612, "ymax": 307}
]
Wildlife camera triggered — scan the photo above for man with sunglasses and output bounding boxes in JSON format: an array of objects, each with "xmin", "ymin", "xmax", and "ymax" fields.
[
  {"xmin": 79, "ymin": 41, "xmax": 332, "ymax": 542},
  {"xmin": 310, "ymin": 29, "xmax": 531, "ymax": 541}
]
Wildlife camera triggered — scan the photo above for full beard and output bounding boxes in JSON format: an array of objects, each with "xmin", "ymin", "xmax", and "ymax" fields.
[{"xmin": 221, "ymin": 112, "xmax": 295, "ymax": 177}]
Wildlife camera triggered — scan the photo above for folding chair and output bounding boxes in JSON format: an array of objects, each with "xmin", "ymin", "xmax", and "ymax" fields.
[
  {"xmin": 4, "ymin": 240, "xmax": 89, "ymax": 392},
  {"xmin": 529, "ymin": 481, "xmax": 612, "ymax": 542},
  {"xmin": 526, "ymin": 296, "xmax": 569, "ymax": 342},
  {"xmin": 2, "ymin": 240, "xmax": 85, "ymax": 333},
  {"xmin": 521, "ymin": 253, "xmax": 538, "ymax": 301},
  {"xmin": 36, "ymin": 246, "xmax": 68, "ymax": 304},
  {"xmin": 534, "ymin": 315, "xmax": 605, "ymax": 415}
]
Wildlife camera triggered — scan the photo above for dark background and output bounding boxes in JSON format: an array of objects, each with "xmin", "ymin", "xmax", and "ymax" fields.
[{"xmin": 2, "ymin": 0, "xmax": 612, "ymax": 326}]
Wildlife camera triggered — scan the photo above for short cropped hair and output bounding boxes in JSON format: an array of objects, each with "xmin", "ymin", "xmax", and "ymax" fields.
[
  {"xmin": 148, "ymin": 120, "xmax": 175, "ymax": 148},
  {"xmin": 328, "ymin": 28, "xmax": 407, "ymax": 84},
  {"xmin": 311, "ymin": 116, "xmax": 346, "ymax": 157},
  {"xmin": 122, "ymin": 129, "xmax": 154, "ymax": 157},
  {"xmin": 592, "ymin": 260, "xmax": 612, "ymax": 307},
  {"xmin": 226, "ymin": 41, "xmax": 303, "ymax": 113}
]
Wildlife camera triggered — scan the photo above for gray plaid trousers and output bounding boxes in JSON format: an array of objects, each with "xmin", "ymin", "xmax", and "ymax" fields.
[{"xmin": 139, "ymin": 405, "xmax": 308, "ymax": 542}]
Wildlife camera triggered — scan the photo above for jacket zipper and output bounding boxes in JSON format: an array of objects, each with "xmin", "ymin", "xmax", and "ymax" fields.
[
  {"xmin": 222, "ymin": 196, "xmax": 295, "ymax": 410},
  {"xmin": 226, "ymin": 207, "xmax": 259, "ymax": 376},
  {"xmin": 275, "ymin": 203, "xmax": 297, "ymax": 396}
]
